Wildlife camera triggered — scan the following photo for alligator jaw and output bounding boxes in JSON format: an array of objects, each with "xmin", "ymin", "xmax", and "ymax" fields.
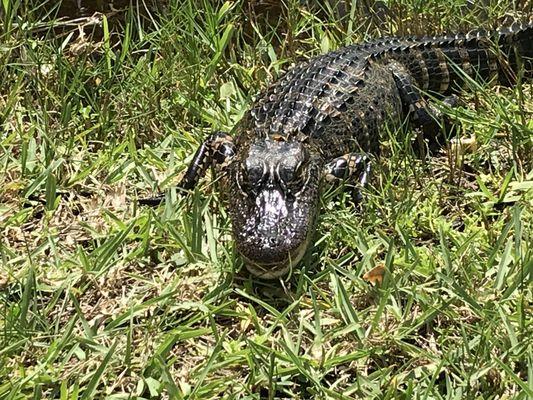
[{"xmin": 243, "ymin": 236, "xmax": 310, "ymax": 279}]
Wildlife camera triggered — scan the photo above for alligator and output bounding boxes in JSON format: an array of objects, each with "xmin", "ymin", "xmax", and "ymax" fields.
[{"xmin": 141, "ymin": 21, "xmax": 532, "ymax": 279}]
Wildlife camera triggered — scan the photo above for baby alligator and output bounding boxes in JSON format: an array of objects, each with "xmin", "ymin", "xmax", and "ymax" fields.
[{"xmin": 141, "ymin": 22, "xmax": 532, "ymax": 279}]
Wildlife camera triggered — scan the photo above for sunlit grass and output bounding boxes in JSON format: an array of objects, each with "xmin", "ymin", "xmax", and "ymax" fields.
[{"xmin": 0, "ymin": 0, "xmax": 531, "ymax": 398}]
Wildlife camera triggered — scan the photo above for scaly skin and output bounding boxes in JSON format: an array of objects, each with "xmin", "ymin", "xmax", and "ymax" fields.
[
  {"xmin": 225, "ymin": 64, "xmax": 401, "ymax": 277},
  {"xmin": 223, "ymin": 22, "xmax": 532, "ymax": 278}
]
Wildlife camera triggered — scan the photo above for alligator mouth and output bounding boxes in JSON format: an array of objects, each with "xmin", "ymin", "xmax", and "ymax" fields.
[{"xmin": 243, "ymin": 236, "xmax": 310, "ymax": 279}]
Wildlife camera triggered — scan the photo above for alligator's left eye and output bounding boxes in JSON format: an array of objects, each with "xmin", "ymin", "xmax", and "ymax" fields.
[
  {"xmin": 277, "ymin": 145, "xmax": 308, "ymax": 190},
  {"xmin": 279, "ymin": 161, "xmax": 305, "ymax": 188},
  {"xmin": 279, "ymin": 165, "xmax": 295, "ymax": 184}
]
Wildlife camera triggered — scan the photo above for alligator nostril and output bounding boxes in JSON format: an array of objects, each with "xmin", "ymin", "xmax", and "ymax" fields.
[{"xmin": 268, "ymin": 236, "xmax": 280, "ymax": 247}]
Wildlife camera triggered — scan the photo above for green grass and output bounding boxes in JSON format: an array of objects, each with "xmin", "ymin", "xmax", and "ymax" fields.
[{"xmin": 1, "ymin": 0, "xmax": 532, "ymax": 398}]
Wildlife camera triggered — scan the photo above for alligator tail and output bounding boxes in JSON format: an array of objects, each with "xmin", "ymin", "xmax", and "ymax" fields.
[
  {"xmin": 422, "ymin": 20, "xmax": 533, "ymax": 91},
  {"xmin": 498, "ymin": 20, "xmax": 533, "ymax": 78}
]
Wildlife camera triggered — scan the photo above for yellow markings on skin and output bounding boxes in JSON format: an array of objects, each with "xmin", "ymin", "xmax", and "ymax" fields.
[
  {"xmin": 409, "ymin": 99, "xmax": 428, "ymax": 121},
  {"xmin": 347, "ymin": 155, "xmax": 359, "ymax": 172},
  {"xmin": 213, "ymin": 136, "xmax": 228, "ymax": 147},
  {"xmin": 325, "ymin": 154, "xmax": 352, "ymax": 182},
  {"xmin": 271, "ymin": 133, "xmax": 285, "ymax": 142},
  {"xmin": 415, "ymin": 50, "xmax": 430, "ymax": 90},
  {"xmin": 457, "ymin": 46, "xmax": 473, "ymax": 78},
  {"xmin": 487, "ymin": 48, "xmax": 499, "ymax": 83},
  {"xmin": 435, "ymin": 48, "xmax": 450, "ymax": 93}
]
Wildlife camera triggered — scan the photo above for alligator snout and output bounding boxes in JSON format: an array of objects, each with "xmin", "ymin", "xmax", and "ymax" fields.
[
  {"xmin": 239, "ymin": 226, "xmax": 299, "ymax": 264},
  {"xmin": 237, "ymin": 231, "xmax": 310, "ymax": 279},
  {"xmin": 267, "ymin": 235, "xmax": 282, "ymax": 247},
  {"xmin": 231, "ymin": 186, "xmax": 316, "ymax": 278}
]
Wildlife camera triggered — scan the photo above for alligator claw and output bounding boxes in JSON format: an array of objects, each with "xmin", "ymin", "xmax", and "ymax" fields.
[{"xmin": 138, "ymin": 194, "xmax": 165, "ymax": 206}]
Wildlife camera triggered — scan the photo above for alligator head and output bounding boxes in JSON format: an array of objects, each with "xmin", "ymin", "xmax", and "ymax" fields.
[{"xmin": 227, "ymin": 137, "xmax": 321, "ymax": 279}]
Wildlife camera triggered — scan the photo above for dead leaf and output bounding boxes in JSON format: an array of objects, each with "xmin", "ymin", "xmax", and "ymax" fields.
[
  {"xmin": 363, "ymin": 264, "xmax": 386, "ymax": 286},
  {"xmin": 449, "ymin": 136, "xmax": 478, "ymax": 166},
  {"xmin": 0, "ymin": 273, "xmax": 8, "ymax": 290}
]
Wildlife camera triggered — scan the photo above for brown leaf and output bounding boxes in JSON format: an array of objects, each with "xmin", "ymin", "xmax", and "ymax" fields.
[{"xmin": 363, "ymin": 264, "xmax": 386, "ymax": 286}]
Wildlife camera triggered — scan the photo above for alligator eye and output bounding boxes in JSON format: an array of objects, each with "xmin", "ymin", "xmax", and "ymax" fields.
[
  {"xmin": 236, "ymin": 165, "xmax": 257, "ymax": 196},
  {"xmin": 279, "ymin": 165, "xmax": 295, "ymax": 184},
  {"xmin": 279, "ymin": 162, "xmax": 307, "ymax": 195},
  {"xmin": 246, "ymin": 164, "xmax": 265, "ymax": 186}
]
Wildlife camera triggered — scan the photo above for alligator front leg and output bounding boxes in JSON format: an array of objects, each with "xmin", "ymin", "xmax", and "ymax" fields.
[
  {"xmin": 179, "ymin": 131, "xmax": 236, "ymax": 189},
  {"xmin": 139, "ymin": 131, "xmax": 235, "ymax": 205},
  {"xmin": 323, "ymin": 152, "xmax": 371, "ymax": 186}
]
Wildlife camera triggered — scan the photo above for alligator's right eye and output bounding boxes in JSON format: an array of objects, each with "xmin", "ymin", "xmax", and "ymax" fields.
[
  {"xmin": 245, "ymin": 159, "xmax": 266, "ymax": 187},
  {"xmin": 247, "ymin": 165, "xmax": 263, "ymax": 185}
]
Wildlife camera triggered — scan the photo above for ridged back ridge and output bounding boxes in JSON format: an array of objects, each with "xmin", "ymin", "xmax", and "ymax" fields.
[{"xmin": 242, "ymin": 21, "xmax": 532, "ymax": 149}]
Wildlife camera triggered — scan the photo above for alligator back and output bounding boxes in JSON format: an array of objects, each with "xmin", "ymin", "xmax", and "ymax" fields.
[{"xmin": 236, "ymin": 21, "xmax": 532, "ymax": 161}]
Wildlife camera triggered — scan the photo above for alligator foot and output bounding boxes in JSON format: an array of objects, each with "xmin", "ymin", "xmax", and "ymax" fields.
[
  {"xmin": 138, "ymin": 194, "xmax": 166, "ymax": 206},
  {"xmin": 323, "ymin": 152, "xmax": 371, "ymax": 185},
  {"xmin": 138, "ymin": 131, "xmax": 235, "ymax": 206},
  {"xmin": 416, "ymin": 94, "xmax": 461, "ymax": 153},
  {"xmin": 323, "ymin": 152, "xmax": 371, "ymax": 203}
]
